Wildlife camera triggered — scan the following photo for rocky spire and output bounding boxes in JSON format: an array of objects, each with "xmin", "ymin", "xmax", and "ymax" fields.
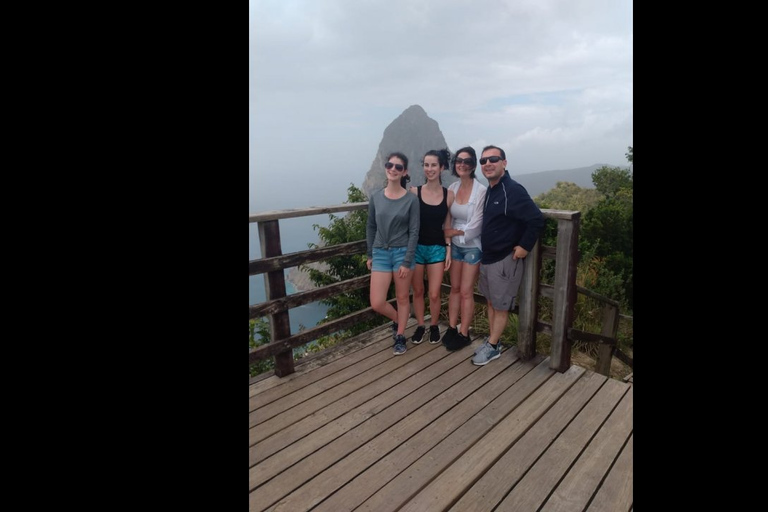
[{"xmin": 362, "ymin": 105, "xmax": 458, "ymax": 198}]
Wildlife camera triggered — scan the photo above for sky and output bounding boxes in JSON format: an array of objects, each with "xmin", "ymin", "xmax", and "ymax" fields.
[{"xmin": 249, "ymin": 0, "xmax": 633, "ymax": 213}]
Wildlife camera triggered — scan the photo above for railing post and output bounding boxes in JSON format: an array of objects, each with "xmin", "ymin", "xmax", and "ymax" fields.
[
  {"xmin": 550, "ymin": 213, "xmax": 580, "ymax": 372},
  {"xmin": 258, "ymin": 219, "xmax": 294, "ymax": 377},
  {"xmin": 594, "ymin": 303, "xmax": 619, "ymax": 376},
  {"xmin": 517, "ymin": 239, "xmax": 541, "ymax": 359}
]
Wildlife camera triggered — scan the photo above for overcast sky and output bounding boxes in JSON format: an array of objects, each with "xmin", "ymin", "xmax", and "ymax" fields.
[{"xmin": 249, "ymin": 0, "xmax": 633, "ymax": 212}]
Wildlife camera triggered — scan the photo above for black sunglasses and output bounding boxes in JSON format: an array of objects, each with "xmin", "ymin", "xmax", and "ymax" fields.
[
  {"xmin": 479, "ymin": 156, "xmax": 503, "ymax": 165},
  {"xmin": 455, "ymin": 157, "xmax": 475, "ymax": 166},
  {"xmin": 384, "ymin": 162, "xmax": 405, "ymax": 171}
]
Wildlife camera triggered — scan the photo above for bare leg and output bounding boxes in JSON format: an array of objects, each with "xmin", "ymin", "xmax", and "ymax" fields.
[
  {"xmin": 459, "ymin": 263, "xmax": 480, "ymax": 337},
  {"xmin": 393, "ymin": 269, "xmax": 412, "ymax": 335},
  {"xmin": 411, "ymin": 264, "xmax": 426, "ymax": 326},
  {"xmin": 426, "ymin": 262, "xmax": 444, "ymax": 325},
  {"xmin": 370, "ymin": 271, "xmax": 397, "ymax": 323},
  {"xmin": 448, "ymin": 261, "xmax": 462, "ymax": 329}
]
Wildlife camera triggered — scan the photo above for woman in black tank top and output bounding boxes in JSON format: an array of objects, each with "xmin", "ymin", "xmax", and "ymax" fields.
[{"xmin": 408, "ymin": 148, "xmax": 455, "ymax": 345}]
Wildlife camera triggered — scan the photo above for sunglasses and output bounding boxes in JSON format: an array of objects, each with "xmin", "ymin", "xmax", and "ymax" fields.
[
  {"xmin": 384, "ymin": 162, "xmax": 405, "ymax": 171},
  {"xmin": 455, "ymin": 157, "xmax": 475, "ymax": 166},
  {"xmin": 479, "ymin": 156, "xmax": 503, "ymax": 165}
]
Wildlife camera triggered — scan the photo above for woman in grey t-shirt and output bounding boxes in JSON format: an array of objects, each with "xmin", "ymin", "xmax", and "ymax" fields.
[{"xmin": 366, "ymin": 152, "xmax": 420, "ymax": 355}]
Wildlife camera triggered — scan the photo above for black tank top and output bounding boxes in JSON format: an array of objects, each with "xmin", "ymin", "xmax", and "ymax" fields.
[{"xmin": 417, "ymin": 186, "xmax": 448, "ymax": 246}]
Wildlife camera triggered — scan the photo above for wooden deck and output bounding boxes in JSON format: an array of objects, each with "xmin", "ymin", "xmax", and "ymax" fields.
[{"xmin": 248, "ymin": 320, "xmax": 633, "ymax": 512}]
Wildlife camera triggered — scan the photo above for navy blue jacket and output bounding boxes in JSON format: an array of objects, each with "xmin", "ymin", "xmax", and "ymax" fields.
[{"xmin": 481, "ymin": 170, "xmax": 545, "ymax": 264}]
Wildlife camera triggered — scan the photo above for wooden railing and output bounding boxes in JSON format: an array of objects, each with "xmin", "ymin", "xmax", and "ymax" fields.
[{"xmin": 249, "ymin": 202, "xmax": 629, "ymax": 377}]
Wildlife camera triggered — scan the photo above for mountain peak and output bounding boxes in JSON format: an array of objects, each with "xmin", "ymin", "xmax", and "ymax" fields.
[{"xmin": 362, "ymin": 105, "xmax": 457, "ymax": 198}]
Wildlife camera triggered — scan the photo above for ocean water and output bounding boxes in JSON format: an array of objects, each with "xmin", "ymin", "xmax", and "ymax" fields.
[
  {"xmin": 249, "ymin": 273, "xmax": 329, "ymax": 335},
  {"xmin": 249, "ymin": 217, "xmax": 330, "ymax": 336}
]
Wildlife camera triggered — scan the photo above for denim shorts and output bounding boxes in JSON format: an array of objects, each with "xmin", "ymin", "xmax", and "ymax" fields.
[
  {"xmin": 451, "ymin": 244, "xmax": 482, "ymax": 265},
  {"xmin": 414, "ymin": 244, "xmax": 446, "ymax": 265},
  {"xmin": 371, "ymin": 246, "xmax": 415, "ymax": 272}
]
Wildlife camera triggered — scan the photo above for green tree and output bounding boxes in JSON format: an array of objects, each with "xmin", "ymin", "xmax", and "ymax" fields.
[
  {"xmin": 591, "ymin": 165, "xmax": 633, "ymax": 200},
  {"xmin": 535, "ymin": 181, "xmax": 603, "ymax": 214},
  {"xmin": 301, "ymin": 184, "xmax": 385, "ymax": 348},
  {"xmin": 535, "ymin": 155, "xmax": 633, "ymax": 312},
  {"xmin": 580, "ymin": 158, "xmax": 633, "ymax": 310},
  {"xmin": 249, "ymin": 317, "xmax": 274, "ymax": 377}
]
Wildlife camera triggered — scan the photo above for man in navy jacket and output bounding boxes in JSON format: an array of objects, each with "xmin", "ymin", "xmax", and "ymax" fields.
[{"xmin": 473, "ymin": 145, "xmax": 545, "ymax": 366}]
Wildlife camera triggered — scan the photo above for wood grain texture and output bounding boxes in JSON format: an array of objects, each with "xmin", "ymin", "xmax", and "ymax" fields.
[{"xmin": 249, "ymin": 328, "xmax": 633, "ymax": 512}]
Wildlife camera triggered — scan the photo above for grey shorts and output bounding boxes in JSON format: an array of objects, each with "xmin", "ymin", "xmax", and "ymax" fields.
[{"xmin": 478, "ymin": 252, "xmax": 525, "ymax": 311}]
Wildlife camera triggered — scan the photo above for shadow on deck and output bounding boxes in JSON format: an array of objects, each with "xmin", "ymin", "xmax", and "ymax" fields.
[{"xmin": 248, "ymin": 320, "xmax": 633, "ymax": 512}]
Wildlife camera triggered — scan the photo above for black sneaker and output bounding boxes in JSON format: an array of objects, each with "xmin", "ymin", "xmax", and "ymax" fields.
[
  {"xmin": 441, "ymin": 327, "xmax": 458, "ymax": 349},
  {"xmin": 412, "ymin": 325, "xmax": 426, "ymax": 344},
  {"xmin": 429, "ymin": 325, "xmax": 441, "ymax": 344},
  {"xmin": 447, "ymin": 332, "xmax": 471, "ymax": 352},
  {"xmin": 391, "ymin": 321, "xmax": 398, "ymax": 340}
]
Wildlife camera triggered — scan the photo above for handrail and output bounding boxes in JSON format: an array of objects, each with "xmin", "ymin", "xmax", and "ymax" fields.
[{"xmin": 249, "ymin": 203, "xmax": 629, "ymax": 377}]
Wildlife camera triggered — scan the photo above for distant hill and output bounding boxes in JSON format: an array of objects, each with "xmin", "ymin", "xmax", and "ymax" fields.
[
  {"xmin": 509, "ymin": 164, "xmax": 619, "ymax": 198},
  {"xmin": 362, "ymin": 104, "xmax": 627, "ymax": 199},
  {"xmin": 287, "ymin": 163, "xmax": 627, "ymax": 291}
]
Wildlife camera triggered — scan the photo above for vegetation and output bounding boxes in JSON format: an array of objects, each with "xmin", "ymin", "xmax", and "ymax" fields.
[
  {"xmin": 299, "ymin": 184, "xmax": 390, "ymax": 351},
  {"xmin": 249, "ymin": 317, "xmax": 273, "ymax": 376},
  {"xmin": 250, "ymin": 146, "xmax": 633, "ymax": 379},
  {"xmin": 483, "ymin": 145, "xmax": 633, "ymax": 375}
]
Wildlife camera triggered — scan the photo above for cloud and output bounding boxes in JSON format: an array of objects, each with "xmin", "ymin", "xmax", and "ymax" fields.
[{"xmin": 249, "ymin": 0, "xmax": 632, "ymax": 210}]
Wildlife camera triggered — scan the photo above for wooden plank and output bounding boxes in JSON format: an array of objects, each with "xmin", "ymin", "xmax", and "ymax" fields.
[
  {"xmin": 396, "ymin": 364, "xmax": 586, "ymax": 512},
  {"xmin": 249, "ymin": 328, "xmax": 466, "ymax": 498},
  {"xmin": 249, "ymin": 328, "xmax": 393, "ymax": 408},
  {"xmin": 539, "ymin": 385, "xmax": 633, "ymax": 512},
  {"xmin": 491, "ymin": 378, "xmax": 630, "ymax": 511},
  {"xmin": 575, "ymin": 285, "xmax": 620, "ymax": 307},
  {"xmin": 517, "ymin": 239, "xmax": 541, "ymax": 359},
  {"xmin": 539, "ymin": 209, "xmax": 580, "ymax": 220},
  {"xmin": 249, "ymin": 319, "xmax": 414, "ymax": 396},
  {"xmin": 268, "ymin": 340, "xmax": 534, "ymax": 512},
  {"xmin": 249, "ymin": 275, "xmax": 368, "ymax": 318},
  {"xmin": 447, "ymin": 371, "xmax": 612, "ymax": 512},
  {"xmin": 249, "ymin": 339, "xmax": 392, "ymax": 433},
  {"xmin": 614, "ymin": 348, "xmax": 633, "ymax": 368},
  {"xmin": 587, "ymin": 434, "xmax": 633, "ymax": 511},
  {"xmin": 250, "ymin": 205, "xmax": 574, "ymax": 223},
  {"xmin": 594, "ymin": 303, "xmax": 619, "ymax": 376},
  {"xmin": 250, "ymin": 203, "xmax": 369, "ymax": 223},
  {"xmin": 259, "ymin": 219, "xmax": 293, "ymax": 376},
  {"xmin": 248, "ymin": 241, "xmax": 366, "ymax": 277},
  {"xmin": 249, "ymin": 331, "xmax": 394, "ymax": 418},
  {"xmin": 249, "ymin": 301, "xmax": 398, "ymax": 361},
  {"xmin": 249, "ymin": 339, "xmax": 452, "ymax": 466},
  {"xmin": 569, "ymin": 328, "xmax": 617, "ymax": 345},
  {"xmin": 249, "ymin": 325, "xmax": 435, "ymax": 445},
  {"xmin": 353, "ymin": 357, "xmax": 557, "ymax": 512},
  {"xmin": 549, "ymin": 215, "xmax": 580, "ymax": 372},
  {"xmin": 289, "ymin": 318, "xmax": 417, "ymax": 375},
  {"xmin": 250, "ymin": 375, "xmax": 282, "ymax": 397}
]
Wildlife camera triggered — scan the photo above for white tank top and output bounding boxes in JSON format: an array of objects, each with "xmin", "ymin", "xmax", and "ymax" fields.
[{"xmin": 449, "ymin": 201, "xmax": 472, "ymax": 248}]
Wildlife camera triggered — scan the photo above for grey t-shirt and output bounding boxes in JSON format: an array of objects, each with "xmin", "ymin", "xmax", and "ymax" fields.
[{"xmin": 366, "ymin": 188, "xmax": 420, "ymax": 268}]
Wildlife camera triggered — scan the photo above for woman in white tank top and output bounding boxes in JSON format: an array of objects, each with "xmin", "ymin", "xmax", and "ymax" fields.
[{"xmin": 442, "ymin": 146, "xmax": 487, "ymax": 350}]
